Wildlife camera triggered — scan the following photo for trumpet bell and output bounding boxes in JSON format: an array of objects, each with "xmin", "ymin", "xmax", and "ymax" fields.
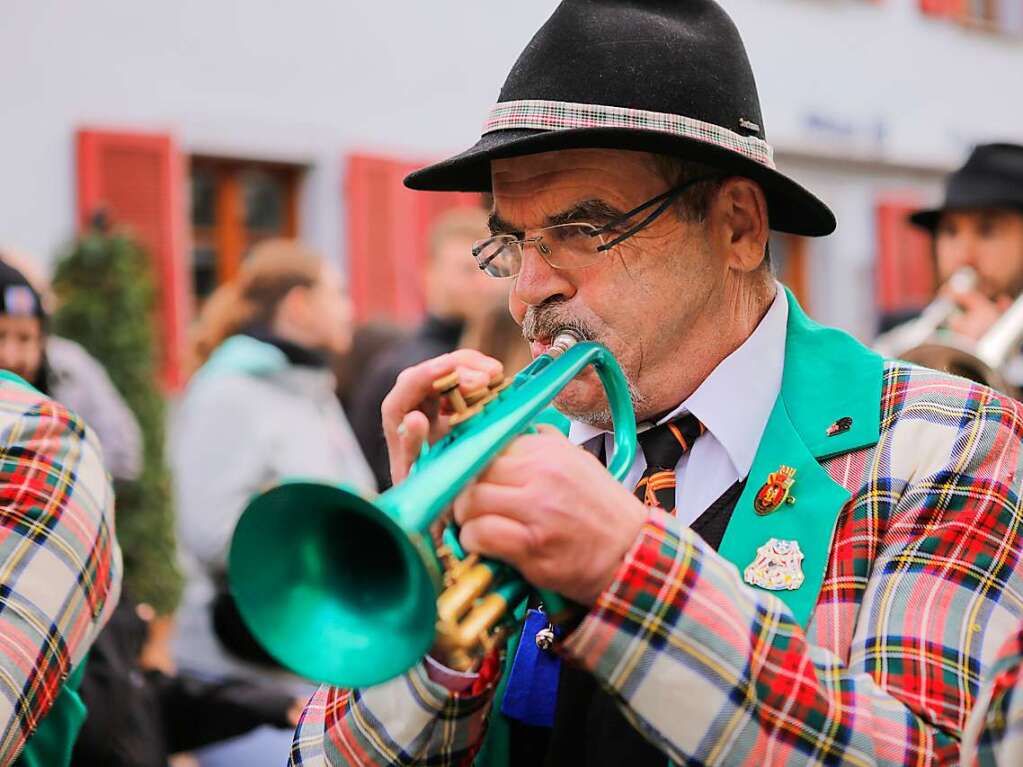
[{"xmin": 228, "ymin": 481, "xmax": 441, "ymax": 688}]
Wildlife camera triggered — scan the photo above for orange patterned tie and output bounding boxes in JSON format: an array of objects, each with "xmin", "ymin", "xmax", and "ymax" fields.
[{"xmin": 633, "ymin": 413, "xmax": 706, "ymax": 514}]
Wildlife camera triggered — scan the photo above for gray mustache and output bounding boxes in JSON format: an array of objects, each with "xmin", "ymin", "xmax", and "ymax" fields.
[{"xmin": 522, "ymin": 304, "xmax": 595, "ymax": 343}]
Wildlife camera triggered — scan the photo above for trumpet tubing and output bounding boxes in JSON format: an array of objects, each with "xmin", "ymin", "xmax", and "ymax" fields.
[{"xmin": 227, "ymin": 332, "xmax": 637, "ymax": 688}]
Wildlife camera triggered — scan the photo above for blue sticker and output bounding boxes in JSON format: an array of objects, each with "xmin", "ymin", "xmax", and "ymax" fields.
[{"xmin": 500, "ymin": 609, "xmax": 561, "ymax": 727}]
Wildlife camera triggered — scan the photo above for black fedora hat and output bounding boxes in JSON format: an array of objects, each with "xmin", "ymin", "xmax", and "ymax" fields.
[
  {"xmin": 909, "ymin": 143, "xmax": 1023, "ymax": 232},
  {"xmin": 405, "ymin": 0, "xmax": 835, "ymax": 237}
]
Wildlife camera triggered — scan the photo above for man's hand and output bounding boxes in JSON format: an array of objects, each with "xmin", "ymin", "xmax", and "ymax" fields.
[
  {"xmin": 382, "ymin": 349, "xmax": 505, "ymax": 484},
  {"xmin": 946, "ymin": 288, "xmax": 1012, "ymax": 340},
  {"xmin": 452, "ymin": 428, "xmax": 648, "ymax": 606}
]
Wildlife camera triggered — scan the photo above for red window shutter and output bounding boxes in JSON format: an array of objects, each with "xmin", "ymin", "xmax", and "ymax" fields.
[
  {"xmin": 77, "ymin": 129, "xmax": 189, "ymax": 390},
  {"xmin": 919, "ymin": 0, "xmax": 966, "ymax": 17},
  {"xmin": 345, "ymin": 153, "xmax": 481, "ymax": 325},
  {"xmin": 875, "ymin": 196, "xmax": 936, "ymax": 315}
]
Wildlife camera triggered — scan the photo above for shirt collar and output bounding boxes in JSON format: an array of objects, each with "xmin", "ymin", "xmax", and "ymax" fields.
[{"xmin": 568, "ymin": 284, "xmax": 788, "ymax": 479}]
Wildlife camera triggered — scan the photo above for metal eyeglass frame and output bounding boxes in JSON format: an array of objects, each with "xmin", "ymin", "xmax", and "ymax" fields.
[{"xmin": 472, "ymin": 174, "xmax": 720, "ymax": 276}]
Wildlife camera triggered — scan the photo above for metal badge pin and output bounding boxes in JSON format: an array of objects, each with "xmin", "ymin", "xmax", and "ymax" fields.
[
  {"xmin": 753, "ymin": 465, "xmax": 797, "ymax": 515},
  {"xmin": 826, "ymin": 417, "xmax": 853, "ymax": 437},
  {"xmin": 743, "ymin": 538, "xmax": 805, "ymax": 591},
  {"xmin": 535, "ymin": 623, "xmax": 556, "ymax": 651}
]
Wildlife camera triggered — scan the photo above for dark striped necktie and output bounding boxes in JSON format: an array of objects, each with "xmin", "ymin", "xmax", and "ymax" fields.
[{"xmin": 633, "ymin": 413, "xmax": 706, "ymax": 514}]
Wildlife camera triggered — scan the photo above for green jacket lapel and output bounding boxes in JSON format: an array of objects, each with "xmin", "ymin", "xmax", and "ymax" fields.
[{"xmin": 718, "ymin": 289, "xmax": 884, "ymax": 628}]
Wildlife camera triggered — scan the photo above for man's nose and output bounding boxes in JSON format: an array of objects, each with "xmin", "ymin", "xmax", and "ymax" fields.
[{"xmin": 513, "ymin": 245, "xmax": 575, "ymax": 308}]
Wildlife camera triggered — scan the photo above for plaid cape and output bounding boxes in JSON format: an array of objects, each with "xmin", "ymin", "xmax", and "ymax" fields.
[
  {"xmin": 0, "ymin": 377, "xmax": 120, "ymax": 764},
  {"xmin": 290, "ymin": 361, "xmax": 1023, "ymax": 767}
]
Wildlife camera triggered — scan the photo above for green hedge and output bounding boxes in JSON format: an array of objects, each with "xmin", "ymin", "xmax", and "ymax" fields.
[{"xmin": 52, "ymin": 228, "xmax": 182, "ymax": 614}]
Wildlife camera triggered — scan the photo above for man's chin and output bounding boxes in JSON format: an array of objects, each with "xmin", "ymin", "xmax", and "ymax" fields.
[{"xmin": 552, "ymin": 381, "xmax": 612, "ymax": 428}]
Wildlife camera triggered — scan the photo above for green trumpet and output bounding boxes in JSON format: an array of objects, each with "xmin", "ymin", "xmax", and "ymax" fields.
[{"xmin": 227, "ymin": 333, "xmax": 637, "ymax": 689}]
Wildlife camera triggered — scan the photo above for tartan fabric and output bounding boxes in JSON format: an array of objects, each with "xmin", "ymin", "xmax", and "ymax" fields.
[
  {"xmin": 0, "ymin": 381, "xmax": 120, "ymax": 765},
  {"xmin": 962, "ymin": 628, "xmax": 1023, "ymax": 766},
  {"xmin": 634, "ymin": 415, "xmax": 705, "ymax": 511},
  {"xmin": 482, "ymin": 99, "xmax": 776, "ymax": 169},
  {"xmin": 290, "ymin": 362, "xmax": 1023, "ymax": 766}
]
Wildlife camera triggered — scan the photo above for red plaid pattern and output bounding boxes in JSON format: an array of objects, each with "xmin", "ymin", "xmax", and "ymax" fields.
[
  {"xmin": 0, "ymin": 381, "xmax": 119, "ymax": 763},
  {"xmin": 291, "ymin": 363, "xmax": 1023, "ymax": 766},
  {"xmin": 482, "ymin": 99, "xmax": 776, "ymax": 169}
]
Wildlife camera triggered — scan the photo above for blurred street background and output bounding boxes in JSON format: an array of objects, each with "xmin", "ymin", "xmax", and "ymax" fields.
[{"xmin": 3, "ymin": 0, "xmax": 1022, "ymax": 371}]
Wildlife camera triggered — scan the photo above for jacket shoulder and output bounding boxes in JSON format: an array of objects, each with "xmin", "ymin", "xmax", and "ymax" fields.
[{"xmin": 879, "ymin": 360, "xmax": 1023, "ymax": 480}]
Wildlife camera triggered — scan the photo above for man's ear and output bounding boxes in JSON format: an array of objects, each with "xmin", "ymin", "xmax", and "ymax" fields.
[{"xmin": 708, "ymin": 178, "xmax": 770, "ymax": 273}]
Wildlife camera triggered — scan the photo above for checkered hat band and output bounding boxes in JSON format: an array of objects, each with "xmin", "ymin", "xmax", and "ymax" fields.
[{"xmin": 482, "ymin": 99, "xmax": 775, "ymax": 170}]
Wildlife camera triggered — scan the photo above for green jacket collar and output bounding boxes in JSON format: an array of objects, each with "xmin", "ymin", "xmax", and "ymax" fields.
[
  {"xmin": 718, "ymin": 289, "xmax": 884, "ymax": 628},
  {"xmin": 779, "ymin": 288, "xmax": 883, "ymax": 459}
]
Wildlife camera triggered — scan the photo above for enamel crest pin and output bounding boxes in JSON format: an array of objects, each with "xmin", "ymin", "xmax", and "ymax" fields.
[
  {"xmin": 753, "ymin": 465, "xmax": 797, "ymax": 515},
  {"xmin": 743, "ymin": 538, "xmax": 805, "ymax": 591}
]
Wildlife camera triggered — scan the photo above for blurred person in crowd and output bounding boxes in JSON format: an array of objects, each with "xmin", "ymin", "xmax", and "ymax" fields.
[
  {"xmin": 0, "ymin": 259, "xmax": 120, "ymax": 764},
  {"xmin": 71, "ymin": 595, "xmax": 303, "ymax": 767},
  {"xmin": 350, "ymin": 206, "xmax": 508, "ymax": 488},
  {"xmin": 459, "ymin": 296, "xmax": 531, "ymax": 373},
  {"xmin": 0, "ymin": 250, "xmax": 142, "ymax": 480},
  {"xmin": 333, "ymin": 319, "xmax": 408, "ymax": 414},
  {"xmin": 171, "ymin": 239, "xmax": 374, "ymax": 767}
]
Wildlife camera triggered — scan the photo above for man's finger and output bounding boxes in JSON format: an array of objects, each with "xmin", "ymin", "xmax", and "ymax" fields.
[
  {"xmin": 381, "ymin": 351, "xmax": 504, "ymax": 433},
  {"xmin": 389, "ymin": 410, "xmax": 429, "ymax": 484},
  {"xmin": 458, "ymin": 514, "xmax": 532, "ymax": 566},
  {"xmin": 452, "ymin": 481, "xmax": 525, "ymax": 526}
]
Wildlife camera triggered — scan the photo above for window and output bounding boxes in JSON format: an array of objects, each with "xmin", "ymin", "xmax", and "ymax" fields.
[{"xmin": 188, "ymin": 157, "xmax": 302, "ymax": 303}]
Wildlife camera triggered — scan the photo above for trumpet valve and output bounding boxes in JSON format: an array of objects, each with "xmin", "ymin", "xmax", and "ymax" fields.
[
  {"xmin": 433, "ymin": 371, "xmax": 468, "ymax": 414},
  {"xmin": 436, "ymin": 561, "xmax": 494, "ymax": 624}
]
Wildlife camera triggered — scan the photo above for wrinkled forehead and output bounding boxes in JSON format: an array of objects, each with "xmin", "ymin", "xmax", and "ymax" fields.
[{"xmin": 490, "ymin": 148, "xmax": 665, "ymax": 222}]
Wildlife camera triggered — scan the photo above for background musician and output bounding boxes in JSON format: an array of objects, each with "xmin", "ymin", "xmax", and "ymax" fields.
[
  {"xmin": 290, "ymin": 1, "xmax": 1023, "ymax": 765},
  {"xmin": 880, "ymin": 144, "xmax": 1023, "ymax": 352}
]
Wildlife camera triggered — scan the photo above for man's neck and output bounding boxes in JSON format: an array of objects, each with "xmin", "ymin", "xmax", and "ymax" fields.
[{"xmin": 636, "ymin": 278, "xmax": 777, "ymax": 422}]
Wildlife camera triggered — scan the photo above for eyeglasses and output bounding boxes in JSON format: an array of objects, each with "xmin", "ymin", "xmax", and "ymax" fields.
[{"xmin": 472, "ymin": 175, "xmax": 718, "ymax": 278}]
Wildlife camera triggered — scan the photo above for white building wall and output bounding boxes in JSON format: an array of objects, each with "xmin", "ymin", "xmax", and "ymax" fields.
[{"xmin": 1, "ymin": 0, "xmax": 1021, "ymax": 335}]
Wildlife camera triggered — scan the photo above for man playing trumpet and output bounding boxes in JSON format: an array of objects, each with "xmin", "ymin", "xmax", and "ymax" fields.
[
  {"xmin": 290, "ymin": 1, "xmax": 1023, "ymax": 764},
  {"xmin": 878, "ymin": 144, "xmax": 1023, "ymax": 377}
]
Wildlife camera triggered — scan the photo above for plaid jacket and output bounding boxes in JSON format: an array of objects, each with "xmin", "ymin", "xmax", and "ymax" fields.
[
  {"xmin": 0, "ymin": 376, "xmax": 120, "ymax": 764},
  {"xmin": 962, "ymin": 627, "xmax": 1023, "ymax": 766},
  {"xmin": 290, "ymin": 303, "xmax": 1023, "ymax": 766}
]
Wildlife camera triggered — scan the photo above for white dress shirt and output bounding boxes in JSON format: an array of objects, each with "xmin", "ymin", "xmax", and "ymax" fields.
[{"xmin": 568, "ymin": 284, "xmax": 788, "ymax": 525}]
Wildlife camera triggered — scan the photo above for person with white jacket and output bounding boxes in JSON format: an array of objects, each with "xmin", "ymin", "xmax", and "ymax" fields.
[{"xmin": 171, "ymin": 239, "xmax": 375, "ymax": 767}]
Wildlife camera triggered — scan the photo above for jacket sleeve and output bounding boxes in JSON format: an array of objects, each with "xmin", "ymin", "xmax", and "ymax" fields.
[
  {"xmin": 289, "ymin": 660, "xmax": 499, "ymax": 766},
  {"xmin": 0, "ymin": 391, "xmax": 121, "ymax": 765},
  {"xmin": 962, "ymin": 628, "xmax": 1023, "ymax": 767},
  {"xmin": 560, "ymin": 394, "xmax": 1023, "ymax": 766},
  {"xmin": 172, "ymin": 379, "xmax": 273, "ymax": 567}
]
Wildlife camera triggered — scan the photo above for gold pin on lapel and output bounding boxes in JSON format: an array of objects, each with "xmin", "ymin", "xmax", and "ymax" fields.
[
  {"xmin": 743, "ymin": 538, "xmax": 805, "ymax": 591},
  {"xmin": 754, "ymin": 465, "xmax": 796, "ymax": 515},
  {"xmin": 826, "ymin": 417, "xmax": 853, "ymax": 437}
]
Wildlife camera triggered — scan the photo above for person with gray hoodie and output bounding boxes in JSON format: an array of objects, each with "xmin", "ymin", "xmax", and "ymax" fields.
[{"xmin": 170, "ymin": 239, "xmax": 375, "ymax": 767}]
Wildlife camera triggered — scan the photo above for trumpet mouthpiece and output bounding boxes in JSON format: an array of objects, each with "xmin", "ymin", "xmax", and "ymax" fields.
[
  {"xmin": 949, "ymin": 267, "xmax": 977, "ymax": 293},
  {"xmin": 548, "ymin": 330, "xmax": 582, "ymax": 358}
]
